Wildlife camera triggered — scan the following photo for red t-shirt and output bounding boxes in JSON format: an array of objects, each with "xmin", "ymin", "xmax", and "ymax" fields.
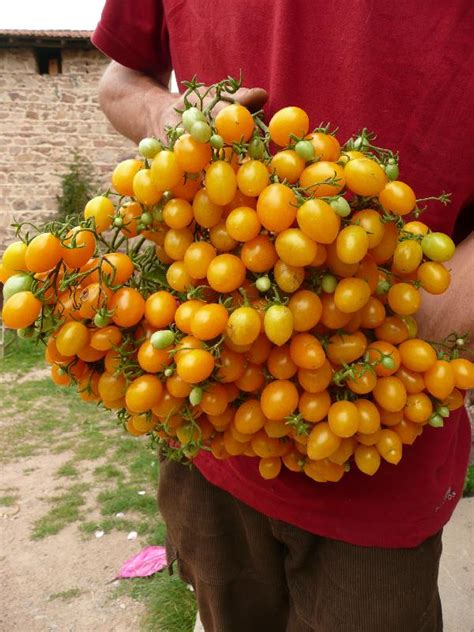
[{"xmin": 92, "ymin": 0, "xmax": 474, "ymax": 548}]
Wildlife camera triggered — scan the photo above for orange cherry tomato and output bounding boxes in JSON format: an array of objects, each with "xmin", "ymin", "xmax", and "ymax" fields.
[
  {"xmin": 234, "ymin": 399, "xmax": 267, "ymax": 434},
  {"xmin": 200, "ymin": 383, "xmax": 228, "ymax": 416},
  {"xmin": 299, "ymin": 390, "xmax": 331, "ymax": 423},
  {"xmin": 174, "ymin": 133, "xmax": 212, "ymax": 172},
  {"xmin": 151, "ymin": 150, "xmax": 184, "ymax": 190},
  {"xmin": 110, "ymin": 287, "xmax": 145, "ymax": 328},
  {"xmin": 215, "ymin": 103, "xmax": 255, "ymax": 143},
  {"xmin": 145, "ymin": 291, "xmax": 177, "ymax": 328},
  {"xmin": 297, "ymin": 199, "xmax": 340, "ymax": 244},
  {"xmin": 269, "ymin": 106, "xmax": 309, "ymax": 146},
  {"xmin": 205, "ymin": 160, "xmax": 237, "ymax": 206},
  {"xmin": 126, "ymin": 375, "xmax": 163, "ymax": 413},
  {"xmin": 399, "ymin": 339, "xmax": 437, "ymax": 372},
  {"xmin": 207, "ymin": 253, "xmax": 246, "ymax": 293},
  {"xmin": 300, "ymin": 161, "xmax": 345, "ymax": 197},
  {"xmin": 354, "ymin": 445, "xmax": 381, "ymax": 475},
  {"xmin": 351, "ymin": 210, "xmax": 384, "ymax": 249},
  {"xmin": 61, "ymin": 228, "xmax": 96, "ymax": 268},
  {"xmin": 344, "ymin": 158, "xmax": 387, "ymax": 196},
  {"xmin": 137, "ymin": 340, "xmax": 171, "ymax": 373},
  {"xmin": 112, "ymin": 159, "xmax": 143, "ymax": 196},
  {"xmin": 290, "ymin": 334, "xmax": 326, "ymax": 370},
  {"xmin": 90, "ymin": 325, "xmax": 122, "ymax": 351},
  {"xmin": 256, "ymin": 183, "xmax": 297, "ymax": 233},
  {"xmin": 288, "ymin": 290, "xmax": 322, "ymax": 332},
  {"xmin": 450, "ymin": 358, "xmax": 474, "ymax": 390},
  {"xmin": 191, "ymin": 303, "xmax": 229, "ymax": 340},
  {"xmin": 376, "ymin": 429, "xmax": 403, "ymax": 464},
  {"xmin": 379, "ymin": 181, "xmax": 416, "ymax": 216},
  {"xmin": 84, "ymin": 195, "xmax": 114, "ymax": 233},
  {"xmin": 307, "ymin": 422, "xmax": 341, "ymax": 461},
  {"xmin": 25, "ymin": 233, "xmax": 62, "ymax": 273},
  {"xmin": 354, "ymin": 399, "xmax": 381, "ymax": 435},
  {"xmin": 261, "ymin": 380, "xmax": 299, "ymax": 420},
  {"xmin": 404, "ymin": 392, "xmax": 433, "ymax": 424},
  {"xmin": 417, "ymin": 262, "xmax": 451, "ymax": 295},
  {"xmin": 236, "ymin": 160, "xmax": 269, "ymax": 197},
  {"xmin": 2, "ymin": 291, "xmax": 41, "ymax": 329},
  {"xmin": 387, "ymin": 282, "xmax": 421, "ymax": 315},
  {"xmin": 241, "ymin": 234, "xmax": 278, "ymax": 272},
  {"xmin": 424, "ymin": 360, "xmax": 455, "ymax": 400},
  {"xmin": 176, "ymin": 349, "xmax": 215, "ymax": 384},
  {"xmin": 271, "ymin": 150, "xmax": 305, "ymax": 183},
  {"xmin": 297, "ymin": 361, "xmax": 333, "ymax": 394},
  {"xmin": 373, "ymin": 377, "xmax": 407, "ymax": 412}
]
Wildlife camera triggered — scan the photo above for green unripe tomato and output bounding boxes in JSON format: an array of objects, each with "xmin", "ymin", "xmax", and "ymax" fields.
[
  {"xmin": 141, "ymin": 212, "xmax": 153, "ymax": 226},
  {"xmin": 330, "ymin": 197, "xmax": 351, "ymax": 217},
  {"xmin": 255, "ymin": 276, "xmax": 271, "ymax": 292},
  {"xmin": 113, "ymin": 217, "xmax": 123, "ymax": 228},
  {"xmin": 161, "ymin": 191, "xmax": 174, "ymax": 203},
  {"xmin": 437, "ymin": 406, "xmax": 450, "ymax": 418},
  {"xmin": 294, "ymin": 140, "xmax": 315, "ymax": 161},
  {"xmin": 353, "ymin": 135, "xmax": 368, "ymax": 151},
  {"xmin": 384, "ymin": 163, "xmax": 399, "ymax": 180},
  {"xmin": 421, "ymin": 232, "xmax": 455, "ymax": 262},
  {"xmin": 189, "ymin": 387, "xmax": 203, "ymax": 406},
  {"xmin": 17, "ymin": 326, "xmax": 35, "ymax": 340},
  {"xmin": 3, "ymin": 273, "xmax": 33, "ymax": 301},
  {"xmin": 138, "ymin": 137, "xmax": 161, "ymax": 159},
  {"xmin": 428, "ymin": 413, "xmax": 444, "ymax": 428},
  {"xmin": 182, "ymin": 107, "xmax": 206, "ymax": 132},
  {"xmin": 248, "ymin": 138, "xmax": 265, "ymax": 160},
  {"xmin": 210, "ymin": 134, "xmax": 224, "ymax": 149},
  {"xmin": 151, "ymin": 330, "xmax": 175, "ymax": 349},
  {"xmin": 376, "ymin": 280, "xmax": 391, "ymax": 295},
  {"xmin": 190, "ymin": 121, "xmax": 212, "ymax": 144},
  {"xmin": 321, "ymin": 274, "xmax": 338, "ymax": 293},
  {"xmin": 93, "ymin": 313, "xmax": 110, "ymax": 328},
  {"xmin": 381, "ymin": 355, "xmax": 396, "ymax": 370}
]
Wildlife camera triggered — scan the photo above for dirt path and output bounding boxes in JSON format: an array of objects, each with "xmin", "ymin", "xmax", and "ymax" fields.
[{"xmin": 0, "ymin": 451, "xmax": 145, "ymax": 632}]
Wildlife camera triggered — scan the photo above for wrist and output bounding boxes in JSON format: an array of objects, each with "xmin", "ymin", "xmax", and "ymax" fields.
[{"xmin": 143, "ymin": 85, "xmax": 179, "ymax": 139}]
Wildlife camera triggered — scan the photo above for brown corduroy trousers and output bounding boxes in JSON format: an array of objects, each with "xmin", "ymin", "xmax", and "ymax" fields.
[{"xmin": 158, "ymin": 459, "xmax": 443, "ymax": 632}]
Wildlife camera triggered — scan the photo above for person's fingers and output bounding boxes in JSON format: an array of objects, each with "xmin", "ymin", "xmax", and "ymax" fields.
[{"xmin": 232, "ymin": 87, "xmax": 269, "ymax": 112}]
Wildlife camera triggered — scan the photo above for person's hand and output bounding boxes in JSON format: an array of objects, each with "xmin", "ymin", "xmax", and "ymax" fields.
[
  {"xmin": 151, "ymin": 86, "xmax": 268, "ymax": 139},
  {"xmin": 414, "ymin": 232, "xmax": 473, "ymax": 352}
]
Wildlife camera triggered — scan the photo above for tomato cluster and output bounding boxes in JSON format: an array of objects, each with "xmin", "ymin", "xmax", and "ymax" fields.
[{"xmin": 1, "ymin": 77, "xmax": 473, "ymax": 484}]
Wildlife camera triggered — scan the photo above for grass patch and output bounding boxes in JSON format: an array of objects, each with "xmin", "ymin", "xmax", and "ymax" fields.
[
  {"xmin": 98, "ymin": 486, "xmax": 157, "ymax": 517},
  {"xmin": 55, "ymin": 461, "xmax": 80, "ymax": 478},
  {"xmin": 463, "ymin": 464, "xmax": 474, "ymax": 497},
  {"xmin": 0, "ymin": 332, "xmax": 45, "ymax": 372},
  {"xmin": 0, "ymin": 495, "xmax": 18, "ymax": 507},
  {"xmin": 1, "ymin": 337, "xmax": 195, "ymax": 630},
  {"xmin": 117, "ymin": 573, "xmax": 197, "ymax": 632},
  {"xmin": 94, "ymin": 463, "xmax": 124, "ymax": 480},
  {"xmin": 49, "ymin": 588, "xmax": 84, "ymax": 601},
  {"xmin": 32, "ymin": 483, "xmax": 90, "ymax": 540}
]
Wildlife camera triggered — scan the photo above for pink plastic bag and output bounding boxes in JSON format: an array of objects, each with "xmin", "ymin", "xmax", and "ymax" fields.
[{"xmin": 117, "ymin": 545, "xmax": 167, "ymax": 579}]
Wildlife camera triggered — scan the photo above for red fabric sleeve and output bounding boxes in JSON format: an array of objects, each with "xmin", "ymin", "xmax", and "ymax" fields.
[{"xmin": 91, "ymin": 0, "xmax": 171, "ymax": 77}]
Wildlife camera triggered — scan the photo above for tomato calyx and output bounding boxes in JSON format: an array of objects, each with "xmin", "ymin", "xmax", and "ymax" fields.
[{"xmin": 285, "ymin": 413, "xmax": 311, "ymax": 436}]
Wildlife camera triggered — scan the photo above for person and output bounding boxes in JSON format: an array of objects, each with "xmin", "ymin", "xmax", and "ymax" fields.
[{"xmin": 92, "ymin": 2, "xmax": 474, "ymax": 630}]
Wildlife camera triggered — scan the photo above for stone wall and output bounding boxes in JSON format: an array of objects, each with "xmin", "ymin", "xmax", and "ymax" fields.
[{"xmin": 0, "ymin": 46, "xmax": 135, "ymax": 248}]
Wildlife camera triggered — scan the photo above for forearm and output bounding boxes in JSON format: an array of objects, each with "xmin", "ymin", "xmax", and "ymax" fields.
[
  {"xmin": 98, "ymin": 62, "xmax": 174, "ymax": 143},
  {"xmin": 417, "ymin": 231, "xmax": 474, "ymax": 350},
  {"xmin": 98, "ymin": 63, "xmax": 269, "ymax": 145}
]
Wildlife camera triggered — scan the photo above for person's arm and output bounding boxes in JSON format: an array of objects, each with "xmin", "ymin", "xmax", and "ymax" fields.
[
  {"xmin": 98, "ymin": 61, "xmax": 267, "ymax": 144},
  {"xmin": 416, "ymin": 232, "xmax": 474, "ymax": 351}
]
